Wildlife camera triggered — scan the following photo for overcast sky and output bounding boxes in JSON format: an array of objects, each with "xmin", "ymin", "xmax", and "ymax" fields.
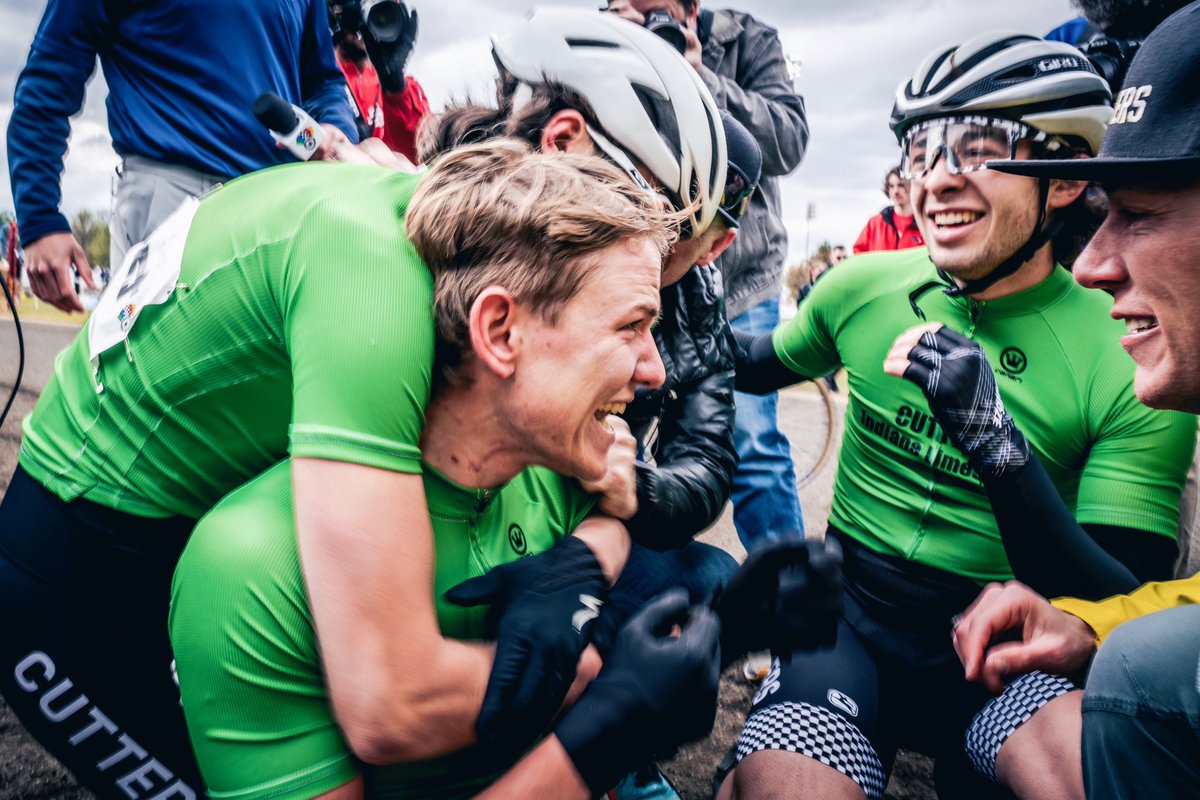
[{"xmin": 0, "ymin": 0, "xmax": 1079, "ymax": 264}]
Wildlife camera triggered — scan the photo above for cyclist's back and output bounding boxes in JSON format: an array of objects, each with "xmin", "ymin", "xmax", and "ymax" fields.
[{"xmin": 20, "ymin": 162, "xmax": 433, "ymax": 519}]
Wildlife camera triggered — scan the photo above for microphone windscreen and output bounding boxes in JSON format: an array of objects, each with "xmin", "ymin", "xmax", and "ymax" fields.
[{"xmin": 253, "ymin": 92, "xmax": 299, "ymax": 134}]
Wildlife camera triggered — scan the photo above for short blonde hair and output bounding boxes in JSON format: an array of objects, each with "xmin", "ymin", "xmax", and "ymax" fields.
[{"xmin": 407, "ymin": 138, "xmax": 679, "ymax": 387}]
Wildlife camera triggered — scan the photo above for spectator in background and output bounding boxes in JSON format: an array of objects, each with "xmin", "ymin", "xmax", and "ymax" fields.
[
  {"xmin": 795, "ymin": 255, "xmax": 831, "ymax": 306},
  {"xmin": 829, "ymin": 245, "xmax": 848, "ymax": 265},
  {"xmin": 607, "ymin": 0, "xmax": 810, "ymax": 553},
  {"xmin": 853, "ymin": 165, "xmax": 924, "ymax": 254},
  {"xmin": 329, "ymin": 0, "xmax": 430, "ymax": 163},
  {"xmin": 7, "ymin": 0, "xmax": 357, "ymax": 313}
]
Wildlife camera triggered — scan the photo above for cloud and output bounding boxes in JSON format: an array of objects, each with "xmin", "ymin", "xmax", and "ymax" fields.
[{"xmin": 2, "ymin": 0, "xmax": 1079, "ymax": 265}]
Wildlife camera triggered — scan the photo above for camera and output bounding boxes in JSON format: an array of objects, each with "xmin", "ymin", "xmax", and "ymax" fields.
[
  {"xmin": 328, "ymin": 0, "xmax": 414, "ymax": 44},
  {"xmin": 1078, "ymin": 34, "xmax": 1143, "ymax": 93},
  {"xmin": 327, "ymin": 0, "xmax": 418, "ymax": 93},
  {"xmin": 644, "ymin": 9, "xmax": 688, "ymax": 55}
]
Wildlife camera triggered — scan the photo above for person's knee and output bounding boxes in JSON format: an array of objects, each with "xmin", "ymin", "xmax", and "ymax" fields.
[
  {"xmin": 733, "ymin": 700, "xmax": 885, "ymax": 799},
  {"xmin": 730, "ymin": 749, "xmax": 867, "ymax": 800},
  {"xmin": 995, "ymin": 690, "xmax": 1084, "ymax": 799},
  {"xmin": 1087, "ymin": 606, "xmax": 1200, "ymax": 707},
  {"xmin": 964, "ymin": 671, "xmax": 1076, "ymax": 783}
]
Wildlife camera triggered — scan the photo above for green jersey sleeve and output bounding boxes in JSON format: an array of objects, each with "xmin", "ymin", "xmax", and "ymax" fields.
[
  {"xmin": 1074, "ymin": 378, "xmax": 1196, "ymax": 537},
  {"xmin": 772, "ymin": 255, "xmax": 895, "ymax": 378},
  {"xmin": 284, "ymin": 176, "xmax": 435, "ymax": 474}
]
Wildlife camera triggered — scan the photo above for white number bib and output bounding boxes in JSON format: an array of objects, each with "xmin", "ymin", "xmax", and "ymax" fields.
[{"xmin": 88, "ymin": 196, "xmax": 201, "ymax": 363}]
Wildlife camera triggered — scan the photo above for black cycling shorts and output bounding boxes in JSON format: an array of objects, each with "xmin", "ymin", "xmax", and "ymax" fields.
[
  {"xmin": 733, "ymin": 528, "xmax": 1071, "ymax": 799},
  {"xmin": 0, "ymin": 466, "xmax": 203, "ymax": 800}
]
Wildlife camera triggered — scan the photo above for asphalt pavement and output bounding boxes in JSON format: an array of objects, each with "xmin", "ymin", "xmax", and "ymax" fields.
[{"xmin": 0, "ymin": 318, "xmax": 78, "ymax": 485}]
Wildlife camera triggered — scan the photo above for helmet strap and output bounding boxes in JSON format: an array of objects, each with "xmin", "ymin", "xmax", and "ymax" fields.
[{"xmin": 941, "ymin": 177, "xmax": 1062, "ymax": 298}]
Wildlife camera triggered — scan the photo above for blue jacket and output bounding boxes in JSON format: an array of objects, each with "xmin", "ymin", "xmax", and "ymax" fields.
[{"xmin": 8, "ymin": 0, "xmax": 358, "ymax": 244}]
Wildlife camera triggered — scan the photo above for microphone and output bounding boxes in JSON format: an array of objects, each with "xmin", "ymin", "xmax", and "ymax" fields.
[{"xmin": 253, "ymin": 92, "xmax": 327, "ymax": 161}]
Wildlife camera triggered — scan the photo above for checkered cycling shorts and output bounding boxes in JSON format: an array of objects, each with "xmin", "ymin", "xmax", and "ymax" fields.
[
  {"xmin": 735, "ymin": 701, "xmax": 887, "ymax": 800},
  {"xmin": 964, "ymin": 670, "xmax": 1076, "ymax": 781}
]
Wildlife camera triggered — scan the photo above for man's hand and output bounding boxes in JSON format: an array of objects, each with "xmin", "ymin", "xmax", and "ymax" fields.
[
  {"xmin": 579, "ymin": 415, "xmax": 638, "ymax": 520},
  {"xmin": 604, "ymin": 0, "xmax": 704, "ymax": 71},
  {"xmin": 24, "ymin": 231, "xmax": 94, "ymax": 313},
  {"xmin": 444, "ymin": 537, "xmax": 608, "ymax": 755},
  {"xmin": 883, "ymin": 323, "xmax": 1031, "ymax": 478},
  {"xmin": 680, "ymin": 20, "xmax": 704, "ymax": 71},
  {"xmin": 555, "ymin": 589, "xmax": 721, "ymax": 796},
  {"xmin": 604, "ymin": 0, "xmax": 645, "ymax": 25},
  {"xmin": 715, "ymin": 536, "xmax": 843, "ymax": 664},
  {"xmin": 953, "ymin": 581, "xmax": 1098, "ymax": 694},
  {"xmin": 311, "ymin": 124, "xmax": 357, "ymax": 162}
]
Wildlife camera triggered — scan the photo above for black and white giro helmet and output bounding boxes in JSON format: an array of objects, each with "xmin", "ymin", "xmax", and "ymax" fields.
[
  {"xmin": 491, "ymin": 6, "xmax": 726, "ymax": 236},
  {"xmin": 890, "ymin": 32, "xmax": 1113, "ymax": 155}
]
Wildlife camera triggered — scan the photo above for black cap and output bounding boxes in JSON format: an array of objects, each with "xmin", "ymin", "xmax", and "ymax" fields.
[
  {"xmin": 717, "ymin": 110, "xmax": 762, "ymax": 227},
  {"xmin": 992, "ymin": 0, "xmax": 1200, "ymax": 185}
]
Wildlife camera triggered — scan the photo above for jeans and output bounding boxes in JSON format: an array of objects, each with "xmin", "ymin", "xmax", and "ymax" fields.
[
  {"xmin": 729, "ymin": 296, "xmax": 804, "ymax": 549},
  {"xmin": 1082, "ymin": 605, "xmax": 1200, "ymax": 799},
  {"xmin": 608, "ymin": 541, "xmax": 738, "ymax": 621}
]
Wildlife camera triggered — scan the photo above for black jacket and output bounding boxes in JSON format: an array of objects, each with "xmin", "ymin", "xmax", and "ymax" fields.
[{"xmin": 621, "ymin": 262, "xmax": 738, "ymax": 550}]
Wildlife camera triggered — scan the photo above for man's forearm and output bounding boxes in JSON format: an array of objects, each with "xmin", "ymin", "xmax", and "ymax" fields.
[
  {"xmin": 474, "ymin": 735, "xmax": 589, "ymax": 800},
  {"xmin": 571, "ymin": 515, "xmax": 632, "ymax": 585},
  {"xmin": 9, "ymin": 0, "xmax": 103, "ymax": 241},
  {"xmin": 983, "ymin": 455, "xmax": 1143, "ymax": 600},
  {"xmin": 295, "ymin": 459, "xmax": 492, "ymax": 764}
]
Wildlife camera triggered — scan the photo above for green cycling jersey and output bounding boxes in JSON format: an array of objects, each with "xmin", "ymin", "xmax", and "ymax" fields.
[
  {"xmin": 776, "ymin": 248, "xmax": 1194, "ymax": 582},
  {"xmin": 169, "ymin": 459, "xmax": 596, "ymax": 800},
  {"xmin": 20, "ymin": 162, "xmax": 434, "ymax": 519}
]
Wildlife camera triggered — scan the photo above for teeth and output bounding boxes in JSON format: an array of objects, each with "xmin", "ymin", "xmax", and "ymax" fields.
[
  {"xmin": 933, "ymin": 211, "xmax": 982, "ymax": 227},
  {"xmin": 596, "ymin": 402, "xmax": 627, "ymax": 416},
  {"xmin": 1125, "ymin": 317, "xmax": 1157, "ymax": 334}
]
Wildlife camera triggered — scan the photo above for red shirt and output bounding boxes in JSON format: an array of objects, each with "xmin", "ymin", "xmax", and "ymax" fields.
[
  {"xmin": 336, "ymin": 56, "xmax": 430, "ymax": 164},
  {"xmin": 853, "ymin": 207, "xmax": 924, "ymax": 254}
]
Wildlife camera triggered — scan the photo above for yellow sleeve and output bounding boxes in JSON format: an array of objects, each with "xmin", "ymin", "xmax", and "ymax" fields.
[{"xmin": 1052, "ymin": 573, "xmax": 1200, "ymax": 642}]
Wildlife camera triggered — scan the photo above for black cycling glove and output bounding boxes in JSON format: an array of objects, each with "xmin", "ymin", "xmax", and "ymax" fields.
[
  {"xmin": 444, "ymin": 536, "xmax": 607, "ymax": 753},
  {"xmin": 902, "ymin": 326, "xmax": 1031, "ymax": 478},
  {"xmin": 714, "ymin": 536, "xmax": 843, "ymax": 666},
  {"xmin": 555, "ymin": 590, "xmax": 720, "ymax": 796}
]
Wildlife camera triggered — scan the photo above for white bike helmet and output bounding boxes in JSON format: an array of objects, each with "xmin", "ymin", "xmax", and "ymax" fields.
[
  {"xmin": 890, "ymin": 32, "xmax": 1112, "ymax": 155},
  {"xmin": 892, "ymin": 33, "xmax": 1112, "ymax": 301},
  {"xmin": 492, "ymin": 7, "xmax": 726, "ymax": 236}
]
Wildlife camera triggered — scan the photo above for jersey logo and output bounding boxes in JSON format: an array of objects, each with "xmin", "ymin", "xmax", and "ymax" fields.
[
  {"xmin": 999, "ymin": 347, "xmax": 1027, "ymax": 375},
  {"xmin": 572, "ymin": 594, "xmax": 604, "ymax": 633},
  {"xmin": 753, "ymin": 658, "xmax": 783, "ymax": 705},
  {"xmin": 507, "ymin": 523, "xmax": 527, "ymax": 555},
  {"xmin": 827, "ymin": 688, "xmax": 859, "ymax": 718}
]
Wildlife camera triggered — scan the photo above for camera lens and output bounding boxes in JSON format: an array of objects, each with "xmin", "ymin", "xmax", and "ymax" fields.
[
  {"xmin": 644, "ymin": 10, "xmax": 688, "ymax": 55},
  {"xmin": 362, "ymin": 0, "xmax": 406, "ymax": 42}
]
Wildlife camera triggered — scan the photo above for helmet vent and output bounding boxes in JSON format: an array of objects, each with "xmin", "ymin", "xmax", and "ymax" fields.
[
  {"xmin": 929, "ymin": 35, "xmax": 1037, "ymax": 95},
  {"xmin": 565, "ymin": 38, "xmax": 621, "ymax": 50}
]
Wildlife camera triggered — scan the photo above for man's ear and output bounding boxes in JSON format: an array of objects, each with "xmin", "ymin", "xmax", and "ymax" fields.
[
  {"xmin": 468, "ymin": 287, "xmax": 518, "ymax": 379},
  {"xmin": 697, "ymin": 228, "xmax": 737, "ymax": 265},
  {"xmin": 540, "ymin": 109, "xmax": 591, "ymax": 154},
  {"xmin": 1048, "ymin": 177, "xmax": 1088, "ymax": 210}
]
